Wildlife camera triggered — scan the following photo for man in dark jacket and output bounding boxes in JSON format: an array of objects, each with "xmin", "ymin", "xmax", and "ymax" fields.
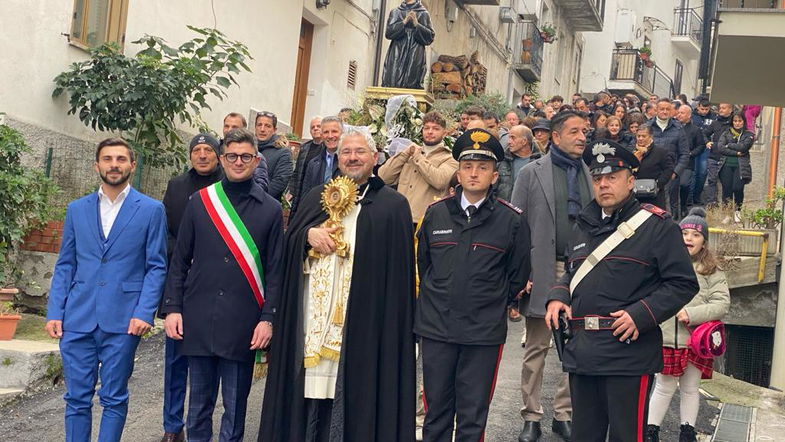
[
  {"xmin": 691, "ymin": 100, "xmax": 716, "ymax": 205},
  {"xmin": 512, "ymin": 111, "xmax": 593, "ymax": 442},
  {"xmin": 222, "ymin": 112, "xmax": 269, "ymax": 193},
  {"xmin": 162, "ymin": 128, "xmax": 284, "ymax": 442},
  {"xmin": 254, "ymin": 111, "xmax": 293, "ymax": 201},
  {"xmin": 676, "ymin": 104, "xmax": 707, "ymax": 217},
  {"xmin": 286, "ymin": 116, "xmax": 322, "ymax": 209},
  {"xmin": 293, "ymin": 116, "xmax": 344, "ymax": 215},
  {"xmin": 158, "ymin": 133, "xmax": 223, "ymax": 442},
  {"xmin": 649, "ymin": 98, "xmax": 689, "ymax": 216},
  {"xmin": 545, "ymin": 139, "xmax": 698, "ymax": 441},
  {"xmin": 416, "ymin": 129, "xmax": 531, "ymax": 441},
  {"xmin": 496, "ymin": 125, "xmax": 539, "ymax": 201},
  {"xmin": 703, "ymin": 103, "xmax": 734, "ymax": 206}
]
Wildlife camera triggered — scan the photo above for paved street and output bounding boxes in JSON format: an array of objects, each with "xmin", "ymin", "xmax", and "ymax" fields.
[{"xmin": 0, "ymin": 320, "xmax": 717, "ymax": 441}]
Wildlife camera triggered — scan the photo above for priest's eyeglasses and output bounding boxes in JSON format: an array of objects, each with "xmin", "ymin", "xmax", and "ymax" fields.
[{"xmin": 223, "ymin": 153, "xmax": 257, "ymax": 163}]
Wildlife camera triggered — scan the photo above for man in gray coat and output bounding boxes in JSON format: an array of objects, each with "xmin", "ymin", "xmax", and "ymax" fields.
[{"xmin": 511, "ymin": 111, "xmax": 594, "ymax": 442}]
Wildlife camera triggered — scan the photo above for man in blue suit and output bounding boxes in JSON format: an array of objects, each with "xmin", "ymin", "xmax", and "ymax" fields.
[{"xmin": 46, "ymin": 137, "xmax": 168, "ymax": 442}]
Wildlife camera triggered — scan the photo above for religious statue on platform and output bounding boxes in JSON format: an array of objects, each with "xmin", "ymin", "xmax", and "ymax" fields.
[{"xmin": 381, "ymin": 0, "xmax": 435, "ymax": 90}]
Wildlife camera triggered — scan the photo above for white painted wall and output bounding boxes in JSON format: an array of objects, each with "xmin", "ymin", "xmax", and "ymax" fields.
[
  {"xmin": 0, "ymin": 0, "xmax": 381, "ymax": 140},
  {"xmin": 579, "ymin": 0, "xmax": 704, "ymax": 99}
]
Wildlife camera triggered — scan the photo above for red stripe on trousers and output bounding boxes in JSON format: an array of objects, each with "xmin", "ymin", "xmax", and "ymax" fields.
[
  {"xmin": 480, "ymin": 344, "xmax": 505, "ymax": 442},
  {"xmin": 200, "ymin": 189, "xmax": 264, "ymax": 309},
  {"xmin": 637, "ymin": 375, "xmax": 650, "ymax": 442}
]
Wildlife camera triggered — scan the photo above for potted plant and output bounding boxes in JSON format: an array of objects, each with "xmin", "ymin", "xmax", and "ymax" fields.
[
  {"xmin": 0, "ymin": 302, "xmax": 21, "ymax": 340},
  {"xmin": 539, "ymin": 24, "xmax": 557, "ymax": 43},
  {"xmin": 638, "ymin": 46, "xmax": 652, "ymax": 61}
]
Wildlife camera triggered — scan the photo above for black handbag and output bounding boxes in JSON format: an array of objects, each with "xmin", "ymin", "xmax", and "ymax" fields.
[{"xmin": 634, "ymin": 178, "xmax": 658, "ymax": 198}]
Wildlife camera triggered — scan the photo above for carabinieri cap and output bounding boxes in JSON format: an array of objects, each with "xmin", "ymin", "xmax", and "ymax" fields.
[
  {"xmin": 452, "ymin": 128, "xmax": 504, "ymax": 162},
  {"xmin": 582, "ymin": 139, "xmax": 640, "ymax": 176}
]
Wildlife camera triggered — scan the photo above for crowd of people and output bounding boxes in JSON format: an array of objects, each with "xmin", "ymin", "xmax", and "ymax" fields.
[{"xmin": 44, "ymin": 87, "xmax": 746, "ymax": 442}]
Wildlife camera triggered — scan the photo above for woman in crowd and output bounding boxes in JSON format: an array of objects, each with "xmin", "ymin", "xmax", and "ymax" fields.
[
  {"xmin": 627, "ymin": 112, "xmax": 647, "ymax": 138},
  {"xmin": 716, "ymin": 112, "xmax": 754, "ymax": 218},
  {"xmin": 646, "ymin": 208, "xmax": 730, "ymax": 442},
  {"xmin": 604, "ymin": 115, "xmax": 634, "ymax": 147},
  {"xmin": 632, "ymin": 124, "xmax": 673, "ymax": 209},
  {"xmin": 613, "ymin": 104, "xmax": 628, "ymax": 129},
  {"xmin": 592, "ymin": 110, "xmax": 608, "ymax": 130}
]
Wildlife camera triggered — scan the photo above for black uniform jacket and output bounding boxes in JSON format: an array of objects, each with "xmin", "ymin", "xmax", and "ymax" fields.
[
  {"xmin": 259, "ymin": 176, "xmax": 416, "ymax": 442},
  {"xmin": 161, "ymin": 167, "xmax": 223, "ymax": 259},
  {"xmin": 161, "ymin": 178, "xmax": 284, "ymax": 362},
  {"xmin": 547, "ymin": 196, "xmax": 698, "ymax": 376},
  {"xmin": 415, "ymin": 187, "xmax": 531, "ymax": 346}
]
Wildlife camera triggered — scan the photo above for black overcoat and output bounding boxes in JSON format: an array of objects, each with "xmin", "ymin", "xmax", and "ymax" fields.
[
  {"xmin": 161, "ymin": 178, "xmax": 284, "ymax": 362},
  {"xmin": 259, "ymin": 176, "xmax": 417, "ymax": 442}
]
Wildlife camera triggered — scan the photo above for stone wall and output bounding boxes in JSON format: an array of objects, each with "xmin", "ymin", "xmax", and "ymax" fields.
[
  {"xmin": 15, "ymin": 251, "xmax": 58, "ymax": 313},
  {"xmin": 9, "ymin": 117, "xmax": 180, "ymax": 202}
]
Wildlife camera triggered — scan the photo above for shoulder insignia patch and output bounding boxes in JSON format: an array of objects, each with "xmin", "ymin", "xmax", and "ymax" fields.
[
  {"xmin": 497, "ymin": 198, "xmax": 523, "ymax": 214},
  {"xmin": 640, "ymin": 203, "xmax": 669, "ymax": 219},
  {"xmin": 428, "ymin": 194, "xmax": 453, "ymax": 207}
]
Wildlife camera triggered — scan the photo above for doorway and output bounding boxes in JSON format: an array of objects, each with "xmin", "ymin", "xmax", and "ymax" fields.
[{"xmin": 291, "ymin": 19, "xmax": 314, "ymax": 137}]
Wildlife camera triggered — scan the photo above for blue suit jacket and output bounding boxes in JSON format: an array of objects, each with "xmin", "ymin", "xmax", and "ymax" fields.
[{"xmin": 47, "ymin": 188, "xmax": 168, "ymax": 334}]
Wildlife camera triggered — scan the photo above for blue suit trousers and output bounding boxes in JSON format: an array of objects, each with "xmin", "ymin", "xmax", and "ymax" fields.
[
  {"xmin": 186, "ymin": 356, "xmax": 254, "ymax": 442},
  {"xmin": 163, "ymin": 336, "xmax": 189, "ymax": 433},
  {"xmin": 60, "ymin": 328, "xmax": 140, "ymax": 442}
]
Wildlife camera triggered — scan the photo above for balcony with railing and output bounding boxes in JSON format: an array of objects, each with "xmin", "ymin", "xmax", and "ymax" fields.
[
  {"xmin": 552, "ymin": 0, "xmax": 606, "ymax": 31},
  {"xmin": 672, "ymin": 8, "xmax": 703, "ymax": 53},
  {"xmin": 608, "ymin": 49, "xmax": 674, "ymax": 101},
  {"xmin": 512, "ymin": 21, "xmax": 544, "ymax": 82}
]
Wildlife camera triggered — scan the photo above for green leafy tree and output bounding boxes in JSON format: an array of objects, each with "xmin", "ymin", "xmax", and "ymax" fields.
[
  {"xmin": 453, "ymin": 92, "xmax": 510, "ymax": 120},
  {"xmin": 0, "ymin": 125, "xmax": 60, "ymax": 285},
  {"xmin": 53, "ymin": 26, "xmax": 253, "ymax": 169}
]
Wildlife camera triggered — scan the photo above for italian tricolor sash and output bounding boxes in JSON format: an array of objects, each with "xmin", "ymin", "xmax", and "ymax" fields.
[{"xmin": 199, "ymin": 182, "xmax": 265, "ymax": 309}]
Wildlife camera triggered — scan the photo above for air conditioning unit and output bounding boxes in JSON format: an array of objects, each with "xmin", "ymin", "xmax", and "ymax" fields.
[{"xmin": 614, "ymin": 10, "xmax": 636, "ymax": 46}]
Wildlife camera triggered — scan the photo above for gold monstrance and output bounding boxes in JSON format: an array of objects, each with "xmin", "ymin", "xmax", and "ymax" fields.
[{"xmin": 308, "ymin": 176, "xmax": 359, "ymax": 259}]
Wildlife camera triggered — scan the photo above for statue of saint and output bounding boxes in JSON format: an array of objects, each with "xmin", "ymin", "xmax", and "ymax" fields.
[{"xmin": 381, "ymin": 0, "xmax": 435, "ymax": 90}]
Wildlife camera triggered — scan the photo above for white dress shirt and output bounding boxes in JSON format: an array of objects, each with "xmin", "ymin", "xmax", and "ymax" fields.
[
  {"xmin": 97, "ymin": 184, "xmax": 131, "ymax": 239},
  {"xmin": 460, "ymin": 193, "xmax": 486, "ymax": 216}
]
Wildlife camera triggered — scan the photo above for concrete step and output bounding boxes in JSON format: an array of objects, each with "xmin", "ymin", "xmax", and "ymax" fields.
[{"xmin": 0, "ymin": 339, "xmax": 61, "ymax": 391}]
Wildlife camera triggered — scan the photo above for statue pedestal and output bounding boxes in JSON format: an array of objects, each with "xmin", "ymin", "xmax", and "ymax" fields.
[{"xmin": 364, "ymin": 87, "xmax": 434, "ymax": 113}]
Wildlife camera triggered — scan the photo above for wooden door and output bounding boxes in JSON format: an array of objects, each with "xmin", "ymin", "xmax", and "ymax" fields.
[{"xmin": 291, "ymin": 19, "xmax": 314, "ymax": 137}]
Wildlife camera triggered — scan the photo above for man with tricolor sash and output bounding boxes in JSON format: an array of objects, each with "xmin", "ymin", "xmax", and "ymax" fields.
[
  {"xmin": 162, "ymin": 128, "xmax": 284, "ymax": 442},
  {"xmin": 259, "ymin": 127, "xmax": 417, "ymax": 442}
]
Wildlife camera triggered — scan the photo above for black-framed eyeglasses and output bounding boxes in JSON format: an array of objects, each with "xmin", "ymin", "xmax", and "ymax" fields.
[{"xmin": 223, "ymin": 153, "xmax": 257, "ymax": 163}]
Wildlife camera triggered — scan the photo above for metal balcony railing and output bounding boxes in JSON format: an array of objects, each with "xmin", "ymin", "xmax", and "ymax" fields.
[
  {"xmin": 609, "ymin": 49, "xmax": 674, "ymax": 99},
  {"xmin": 673, "ymin": 8, "xmax": 703, "ymax": 46},
  {"xmin": 513, "ymin": 21, "xmax": 543, "ymax": 82}
]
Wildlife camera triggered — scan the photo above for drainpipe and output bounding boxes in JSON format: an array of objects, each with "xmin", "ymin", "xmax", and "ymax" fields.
[
  {"xmin": 767, "ymin": 108, "xmax": 783, "ymax": 199},
  {"xmin": 770, "ymin": 2, "xmax": 785, "ymax": 392},
  {"xmin": 372, "ymin": 0, "xmax": 388, "ymax": 86}
]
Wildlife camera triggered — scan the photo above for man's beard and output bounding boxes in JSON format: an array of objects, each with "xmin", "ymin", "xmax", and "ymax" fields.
[
  {"xmin": 342, "ymin": 163, "xmax": 371, "ymax": 183},
  {"xmin": 100, "ymin": 168, "xmax": 132, "ymax": 186},
  {"xmin": 423, "ymin": 137, "xmax": 444, "ymax": 147}
]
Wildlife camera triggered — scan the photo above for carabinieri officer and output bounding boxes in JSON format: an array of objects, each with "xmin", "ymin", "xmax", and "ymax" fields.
[
  {"xmin": 415, "ymin": 128, "xmax": 531, "ymax": 442},
  {"xmin": 545, "ymin": 139, "xmax": 698, "ymax": 441}
]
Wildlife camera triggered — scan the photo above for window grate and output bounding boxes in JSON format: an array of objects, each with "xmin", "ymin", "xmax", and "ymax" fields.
[
  {"xmin": 347, "ymin": 60, "xmax": 358, "ymax": 90},
  {"xmin": 722, "ymin": 325, "xmax": 773, "ymax": 387}
]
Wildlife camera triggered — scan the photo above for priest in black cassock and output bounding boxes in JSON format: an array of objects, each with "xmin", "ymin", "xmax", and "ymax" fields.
[
  {"xmin": 258, "ymin": 127, "xmax": 416, "ymax": 442},
  {"xmin": 381, "ymin": 0, "xmax": 435, "ymax": 89}
]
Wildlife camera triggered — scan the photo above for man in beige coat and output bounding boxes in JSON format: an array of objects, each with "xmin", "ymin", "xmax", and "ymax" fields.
[{"xmin": 379, "ymin": 111, "xmax": 458, "ymax": 225}]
